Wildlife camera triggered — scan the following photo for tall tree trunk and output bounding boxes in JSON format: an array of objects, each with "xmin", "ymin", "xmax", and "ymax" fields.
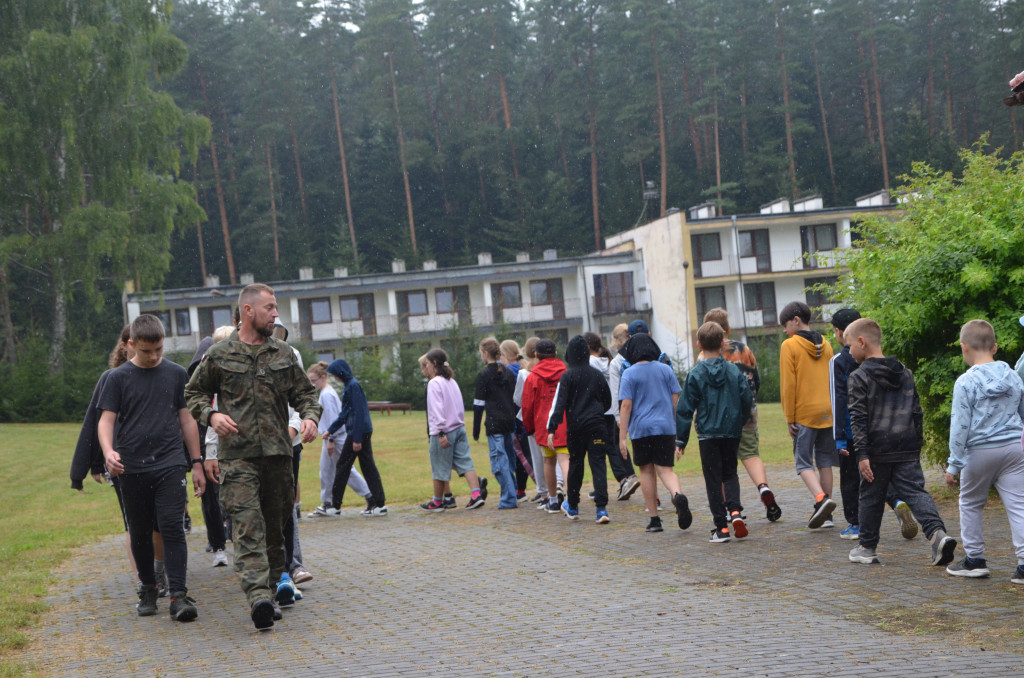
[
  {"xmin": 865, "ymin": 4, "xmax": 890, "ymax": 191},
  {"xmin": 811, "ymin": 40, "xmax": 837, "ymax": 195},
  {"xmin": 713, "ymin": 89, "xmax": 722, "ymax": 215},
  {"xmin": 0, "ymin": 264, "xmax": 16, "ymax": 364},
  {"xmin": 413, "ymin": 31, "xmax": 453, "ymax": 214},
  {"xmin": 289, "ymin": 121, "xmax": 308, "ymax": 217},
  {"xmin": 926, "ymin": 18, "xmax": 936, "ymax": 137},
  {"xmin": 587, "ymin": 15, "xmax": 600, "ymax": 250},
  {"xmin": 326, "ymin": 28, "xmax": 358, "ymax": 265},
  {"xmin": 650, "ymin": 28, "xmax": 668, "ymax": 217},
  {"xmin": 198, "ymin": 72, "xmax": 236, "ymax": 285},
  {"xmin": 265, "ymin": 139, "xmax": 281, "ymax": 271},
  {"xmin": 856, "ymin": 37, "xmax": 876, "ymax": 145},
  {"xmin": 775, "ymin": 1, "xmax": 799, "ymax": 200},
  {"xmin": 681, "ymin": 62, "xmax": 704, "ymax": 175},
  {"xmin": 386, "ymin": 50, "xmax": 417, "ymax": 256}
]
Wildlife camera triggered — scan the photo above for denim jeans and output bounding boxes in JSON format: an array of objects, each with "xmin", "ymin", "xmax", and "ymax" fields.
[{"xmin": 487, "ymin": 433, "xmax": 518, "ymax": 508}]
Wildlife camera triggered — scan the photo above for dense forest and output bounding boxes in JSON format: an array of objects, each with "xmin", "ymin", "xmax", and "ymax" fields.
[{"xmin": 2, "ymin": 0, "xmax": 1023, "ymax": 420}]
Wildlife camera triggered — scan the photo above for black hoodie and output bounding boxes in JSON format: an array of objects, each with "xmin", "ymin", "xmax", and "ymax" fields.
[
  {"xmin": 848, "ymin": 356, "xmax": 923, "ymax": 463},
  {"xmin": 547, "ymin": 335, "xmax": 612, "ymax": 436}
]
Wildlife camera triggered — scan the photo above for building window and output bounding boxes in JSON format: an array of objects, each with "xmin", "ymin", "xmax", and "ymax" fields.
[
  {"xmin": 316, "ymin": 351, "xmax": 335, "ymax": 364},
  {"xmin": 743, "ymin": 282, "xmax": 777, "ymax": 326},
  {"xmin": 435, "ymin": 286, "xmax": 470, "ymax": 324},
  {"xmin": 529, "ymin": 278, "xmax": 564, "ymax": 319},
  {"xmin": 398, "ymin": 290, "xmax": 428, "ymax": 316},
  {"xmin": 493, "ymin": 282, "xmax": 522, "ymax": 309},
  {"xmin": 593, "ymin": 272, "xmax": 635, "ymax": 314},
  {"xmin": 153, "ymin": 310, "xmax": 171, "ymax": 335},
  {"xmin": 801, "ymin": 223, "xmax": 837, "ymax": 268},
  {"xmin": 739, "ymin": 229, "xmax": 771, "ymax": 273},
  {"xmin": 397, "ymin": 290, "xmax": 429, "ymax": 332},
  {"xmin": 199, "ymin": 306, "xmax": 233, "ymax": 338},
  {"xmin": 696, "ymin": 286, "xmax": 726, "ymax": 321},
  {"xmin": 340, "ymin": 294, "xmax": 376, "ymax": 335},
  {"xmin": 805, "ymin": 276, "xmax": 839, "ymax": 317},
  {"xmin": 692, "ymin": 233, "xmax": 722, "ymax": 279},
  {"xmin": 175, "ymin": 309, "xmax": 191, "ymax": 336}
]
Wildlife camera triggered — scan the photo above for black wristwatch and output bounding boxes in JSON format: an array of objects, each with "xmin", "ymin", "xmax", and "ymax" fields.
[{"xmin": 190, "ymin": 458, "xmax": 204, "ymax": 465}]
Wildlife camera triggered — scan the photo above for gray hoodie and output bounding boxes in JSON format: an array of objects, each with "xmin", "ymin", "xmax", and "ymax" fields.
[{"xmin": 947, "ymin": 360, "xmax": 1024, "ymax": 475}]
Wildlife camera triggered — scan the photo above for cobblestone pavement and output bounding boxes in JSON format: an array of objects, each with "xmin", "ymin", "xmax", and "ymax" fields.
[{"xmin": 18, "ymin": 465, "xmax": 1024, "ymax": 677}]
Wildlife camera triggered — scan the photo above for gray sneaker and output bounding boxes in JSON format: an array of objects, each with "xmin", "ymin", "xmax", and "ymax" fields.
[
  {"xmin": 930, "ymin": 529, "xmax": 958, "ymax": 566},
  {"xmin": 618, "ymin": 475, "xmax": 641, "ymax": 501},
  {"xmin": 849, "ymin": 545, "xmax": 880, "ymax": 564},
  {"xmin": 946, "ymin": 556, "xmax": 989, "ymax": 578}
]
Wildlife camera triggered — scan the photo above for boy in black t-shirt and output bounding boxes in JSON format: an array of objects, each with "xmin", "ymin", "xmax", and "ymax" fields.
[{"xmin": 98, "ymin": 314, "xmax": 205, "ymax": 621}]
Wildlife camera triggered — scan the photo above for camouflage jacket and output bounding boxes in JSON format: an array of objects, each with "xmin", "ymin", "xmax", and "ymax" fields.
[{"xmin": 185, "ymin": 331, "xmax": 322, "ymax": 460}]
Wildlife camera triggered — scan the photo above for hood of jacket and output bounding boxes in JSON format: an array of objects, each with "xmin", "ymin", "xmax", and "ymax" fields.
[
  {"xmin": 621, "ymin": 333, "xmax": 662, "ymax": 364},
  {"xmin": 531, "ymin": 356, "xmax": 566, "ymax": 382},
  {"xmin": 699, "ymin": 356, "xmax": 729, "ymax": 387},
  {"xmin": 794, "ymin": 330, "xmax": 828, "ymax": 360},
  {"xmin": 564, "ymin": 335, "xmax": 590, "ymax": 368},
  {"xmin": 589, "ymin": 354, "xmax": 610, "ymax": 378},
  {"xmin": 859, "ymin": 356, "xmax": 906, "ymax": 390},
  {"xmin": 327, "ymin": 358, "xmax": 354, "ymax": 383},
  {"xmin": 965, "ymin": 360, "xmax": 1021, "ymax": 398}
]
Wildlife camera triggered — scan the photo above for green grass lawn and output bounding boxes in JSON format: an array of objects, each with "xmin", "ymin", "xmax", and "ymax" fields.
[{"xmin": 0, "ymin": 404, "xmax": 796, "ymax": 675}]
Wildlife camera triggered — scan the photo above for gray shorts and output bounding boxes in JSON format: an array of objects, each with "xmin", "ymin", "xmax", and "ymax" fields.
[
  {"xmin": 793, "ymin": 425, "xmax": 837, "ymax": 473},
  {"xmin": 429, "ymin": 425, "xmax": 475, "ymax": 481}
]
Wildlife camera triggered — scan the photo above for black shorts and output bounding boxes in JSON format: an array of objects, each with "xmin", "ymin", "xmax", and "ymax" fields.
[{"xmin": 631, "ymin": 435, "xmax": 676, "ymax": 467}]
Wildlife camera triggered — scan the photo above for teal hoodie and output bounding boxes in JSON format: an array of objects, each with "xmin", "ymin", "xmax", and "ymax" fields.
[{"xmin": 675, "ymin": 356, "xmax": 752, "ymax": 447}]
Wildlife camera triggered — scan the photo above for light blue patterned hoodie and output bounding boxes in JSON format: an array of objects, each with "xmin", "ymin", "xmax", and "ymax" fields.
[{"xmin": 947, "ymin": 360, "xmax": 1024, "ymax": 475}]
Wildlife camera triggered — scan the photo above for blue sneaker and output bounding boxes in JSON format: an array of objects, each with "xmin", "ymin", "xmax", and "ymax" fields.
[
  {"xmin": 275, "ymin": 573, "xmax": 296, "ymax": 607},
  {"xmin": 595, "ymin": 509, "xmax": 610, "ymax": 524},
  {"xmin": 562, "ymin": 500, "xmax": 579, "ymax": 520},
  {"xmin": 840, "ymin": 524, "xmax": 860, "ymax": 540}
]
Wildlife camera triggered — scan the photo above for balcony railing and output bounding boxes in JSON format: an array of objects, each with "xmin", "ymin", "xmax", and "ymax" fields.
[{"xmin": 694, "ymin": 248, "xmax": 840, "ymax": 279}]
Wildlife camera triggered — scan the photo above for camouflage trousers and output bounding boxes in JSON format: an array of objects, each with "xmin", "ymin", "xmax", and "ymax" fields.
[{"xmin": 219, "ymin": 456, "xmax": 295, "ymax": 606}]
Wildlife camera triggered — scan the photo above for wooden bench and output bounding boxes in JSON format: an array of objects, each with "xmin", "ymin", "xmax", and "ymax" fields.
[{"xmin": 367, "ymin": 401, "xmax": 413, "ymax": 415}]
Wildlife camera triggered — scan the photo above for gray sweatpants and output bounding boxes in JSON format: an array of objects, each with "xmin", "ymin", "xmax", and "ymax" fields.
[
  {"xmin": 959, "ymin": 441, "xmax": 1024, "ymax": 564},
  {"xmin": 319, "ymin": 432, "xmax": 371, "ymax": 506}
]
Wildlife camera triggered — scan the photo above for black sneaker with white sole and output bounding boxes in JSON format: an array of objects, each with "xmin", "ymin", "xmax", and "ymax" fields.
[
  {"xmin": 646, "ymin": 516, "xmax": 663, "ymax": 533},
  {"xmin": 930, "ymin": 529, "xmax": 958, "ymax": 566},
  {"xmin": 709, "ymin": 527, "xmax": 730, "ymax": 543},
  {"xmin": 169, "ymin": 591, "xmax": 198, "ymax": 622},
  {"xmin": 807, "ymin": 497, "xmax": 837, "ymax": 529},
  {"xmin": 478, "ymin": 477, "xmax": 488, "ymax": 501}
]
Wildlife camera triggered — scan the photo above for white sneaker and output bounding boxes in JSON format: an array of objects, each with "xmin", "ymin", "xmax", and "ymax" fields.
[{"xmin": 212, "ymin": 550, "xmax": 228, "ymax": 567}]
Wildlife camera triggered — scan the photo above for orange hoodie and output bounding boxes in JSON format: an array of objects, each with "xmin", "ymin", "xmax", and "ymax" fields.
[{"xmin": 780, "ymin": 331, "xmax": 834, "ymax": 428}]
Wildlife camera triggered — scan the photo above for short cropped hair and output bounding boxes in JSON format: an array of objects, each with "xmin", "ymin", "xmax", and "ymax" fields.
[
  {"xmin": 703, "ymin": 308, "xmax": 730, "ymax": 333},
  {"xmin": 238, "ymin": 283, "xmax": 275, "ymax": 309},
  {"xmin": 779, "ymin": 301, "xmax": 811, "ymax": 325},
  {"xmin": 696, "ymin": 321, "xmax": 725, "ymax": 352},
  {"xmin": 844, "ymin": 318, "xmax": 881, "ymax": 348},
  {"xmin": 960, "ymin": 319, "xmax": 996, "ymax": 351},
  {"xmin": 131, "ymin": 314, "xmax": 166, "ymax": 344}
]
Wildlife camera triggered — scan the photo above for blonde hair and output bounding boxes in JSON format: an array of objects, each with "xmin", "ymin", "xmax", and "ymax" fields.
[
  {"xmin": 960, "ymin": 319, "xmax": 996, "ymax": 351},
  {"xmin": 844, "ymin": 318, "xmax": 882, "ymax": 348},
  {"xmin": 500, "ymin": 339, "xmax": 521, "ymax": 365},
  {"xmin": 418, "ymin": 353, "xmax": 430, "ymax": 369},
  {"xmin": 307, "ymin": 361, "xmax": 329, "ymax": 379},
  {"xmin": 703, "ymin": 308, "xmax": 730, "ymax": 334},
  {"xmin": 611, "ymin": 323, "xmax": 629, "ymax": 350},
  {"xmin": 212, "ymin": 325, "xmax": 234, "ymax": 343},
  {"xmin": 522, "ymin": 336, "xmax": 540, "ymax": 369}
]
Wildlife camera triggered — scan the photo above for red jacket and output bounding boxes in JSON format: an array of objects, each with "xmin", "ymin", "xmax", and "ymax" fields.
[{"xmin": 522, "ymin": 358, "xmax": 568, "ymax": 447}]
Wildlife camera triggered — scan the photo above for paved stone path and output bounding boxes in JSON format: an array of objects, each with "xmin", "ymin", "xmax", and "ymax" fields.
[{"xmin": 18, "ymin": 466, "xmax": 1024, "ymax": 676}]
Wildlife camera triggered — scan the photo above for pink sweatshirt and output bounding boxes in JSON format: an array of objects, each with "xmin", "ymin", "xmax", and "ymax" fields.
[{"xmin": 427, "ymin": 376, "xmax": 465, "ymax": 435}]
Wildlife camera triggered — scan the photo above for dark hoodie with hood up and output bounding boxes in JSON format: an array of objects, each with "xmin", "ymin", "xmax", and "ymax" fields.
[
  {"xmin": 326, "ymin": 359, "xmax": 373, "ymax": 441},
  {"xmin": 847, "ymin": 356, "xmax": 923, "ymax": 464},
  {"xmin": 547, "ymin": 335, "xmax": 611, "ymax": 437},
  {"xmin": 675, "ymin": 356, "xmax": 752, "ymax": 448}
]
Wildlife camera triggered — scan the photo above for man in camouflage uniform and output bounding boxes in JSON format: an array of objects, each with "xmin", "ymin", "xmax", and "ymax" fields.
[{"xmin": 186, "ymin": 283, "xmax": 322, "ymax": 630}]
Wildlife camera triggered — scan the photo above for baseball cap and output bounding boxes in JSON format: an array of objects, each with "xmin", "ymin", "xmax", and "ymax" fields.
[
  {"xmin": 627, "ymin": 319, "xmax": 649, "ymax": 336},
  {"xmin": 830, "ymin": 308, "xmax": 861, "ymax": 331}
]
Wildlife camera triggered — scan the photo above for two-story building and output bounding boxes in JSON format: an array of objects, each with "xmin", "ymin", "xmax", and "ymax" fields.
[
  {"xmin": 604, "ymin": 190, "xmax": 900, "ymax": 365},
  {"xmin": 126, "ymin": 249, "xmax": 650, "ymax": 363}
]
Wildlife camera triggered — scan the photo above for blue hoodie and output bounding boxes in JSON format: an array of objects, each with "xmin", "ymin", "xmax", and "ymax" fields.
[
  {"xmin": 326, "ymin": 359, "xmax": 373, "ymax": 441},
  {"xmin": 947, "ymin": 360, "xmax": 1024, "ymax": 475}
]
